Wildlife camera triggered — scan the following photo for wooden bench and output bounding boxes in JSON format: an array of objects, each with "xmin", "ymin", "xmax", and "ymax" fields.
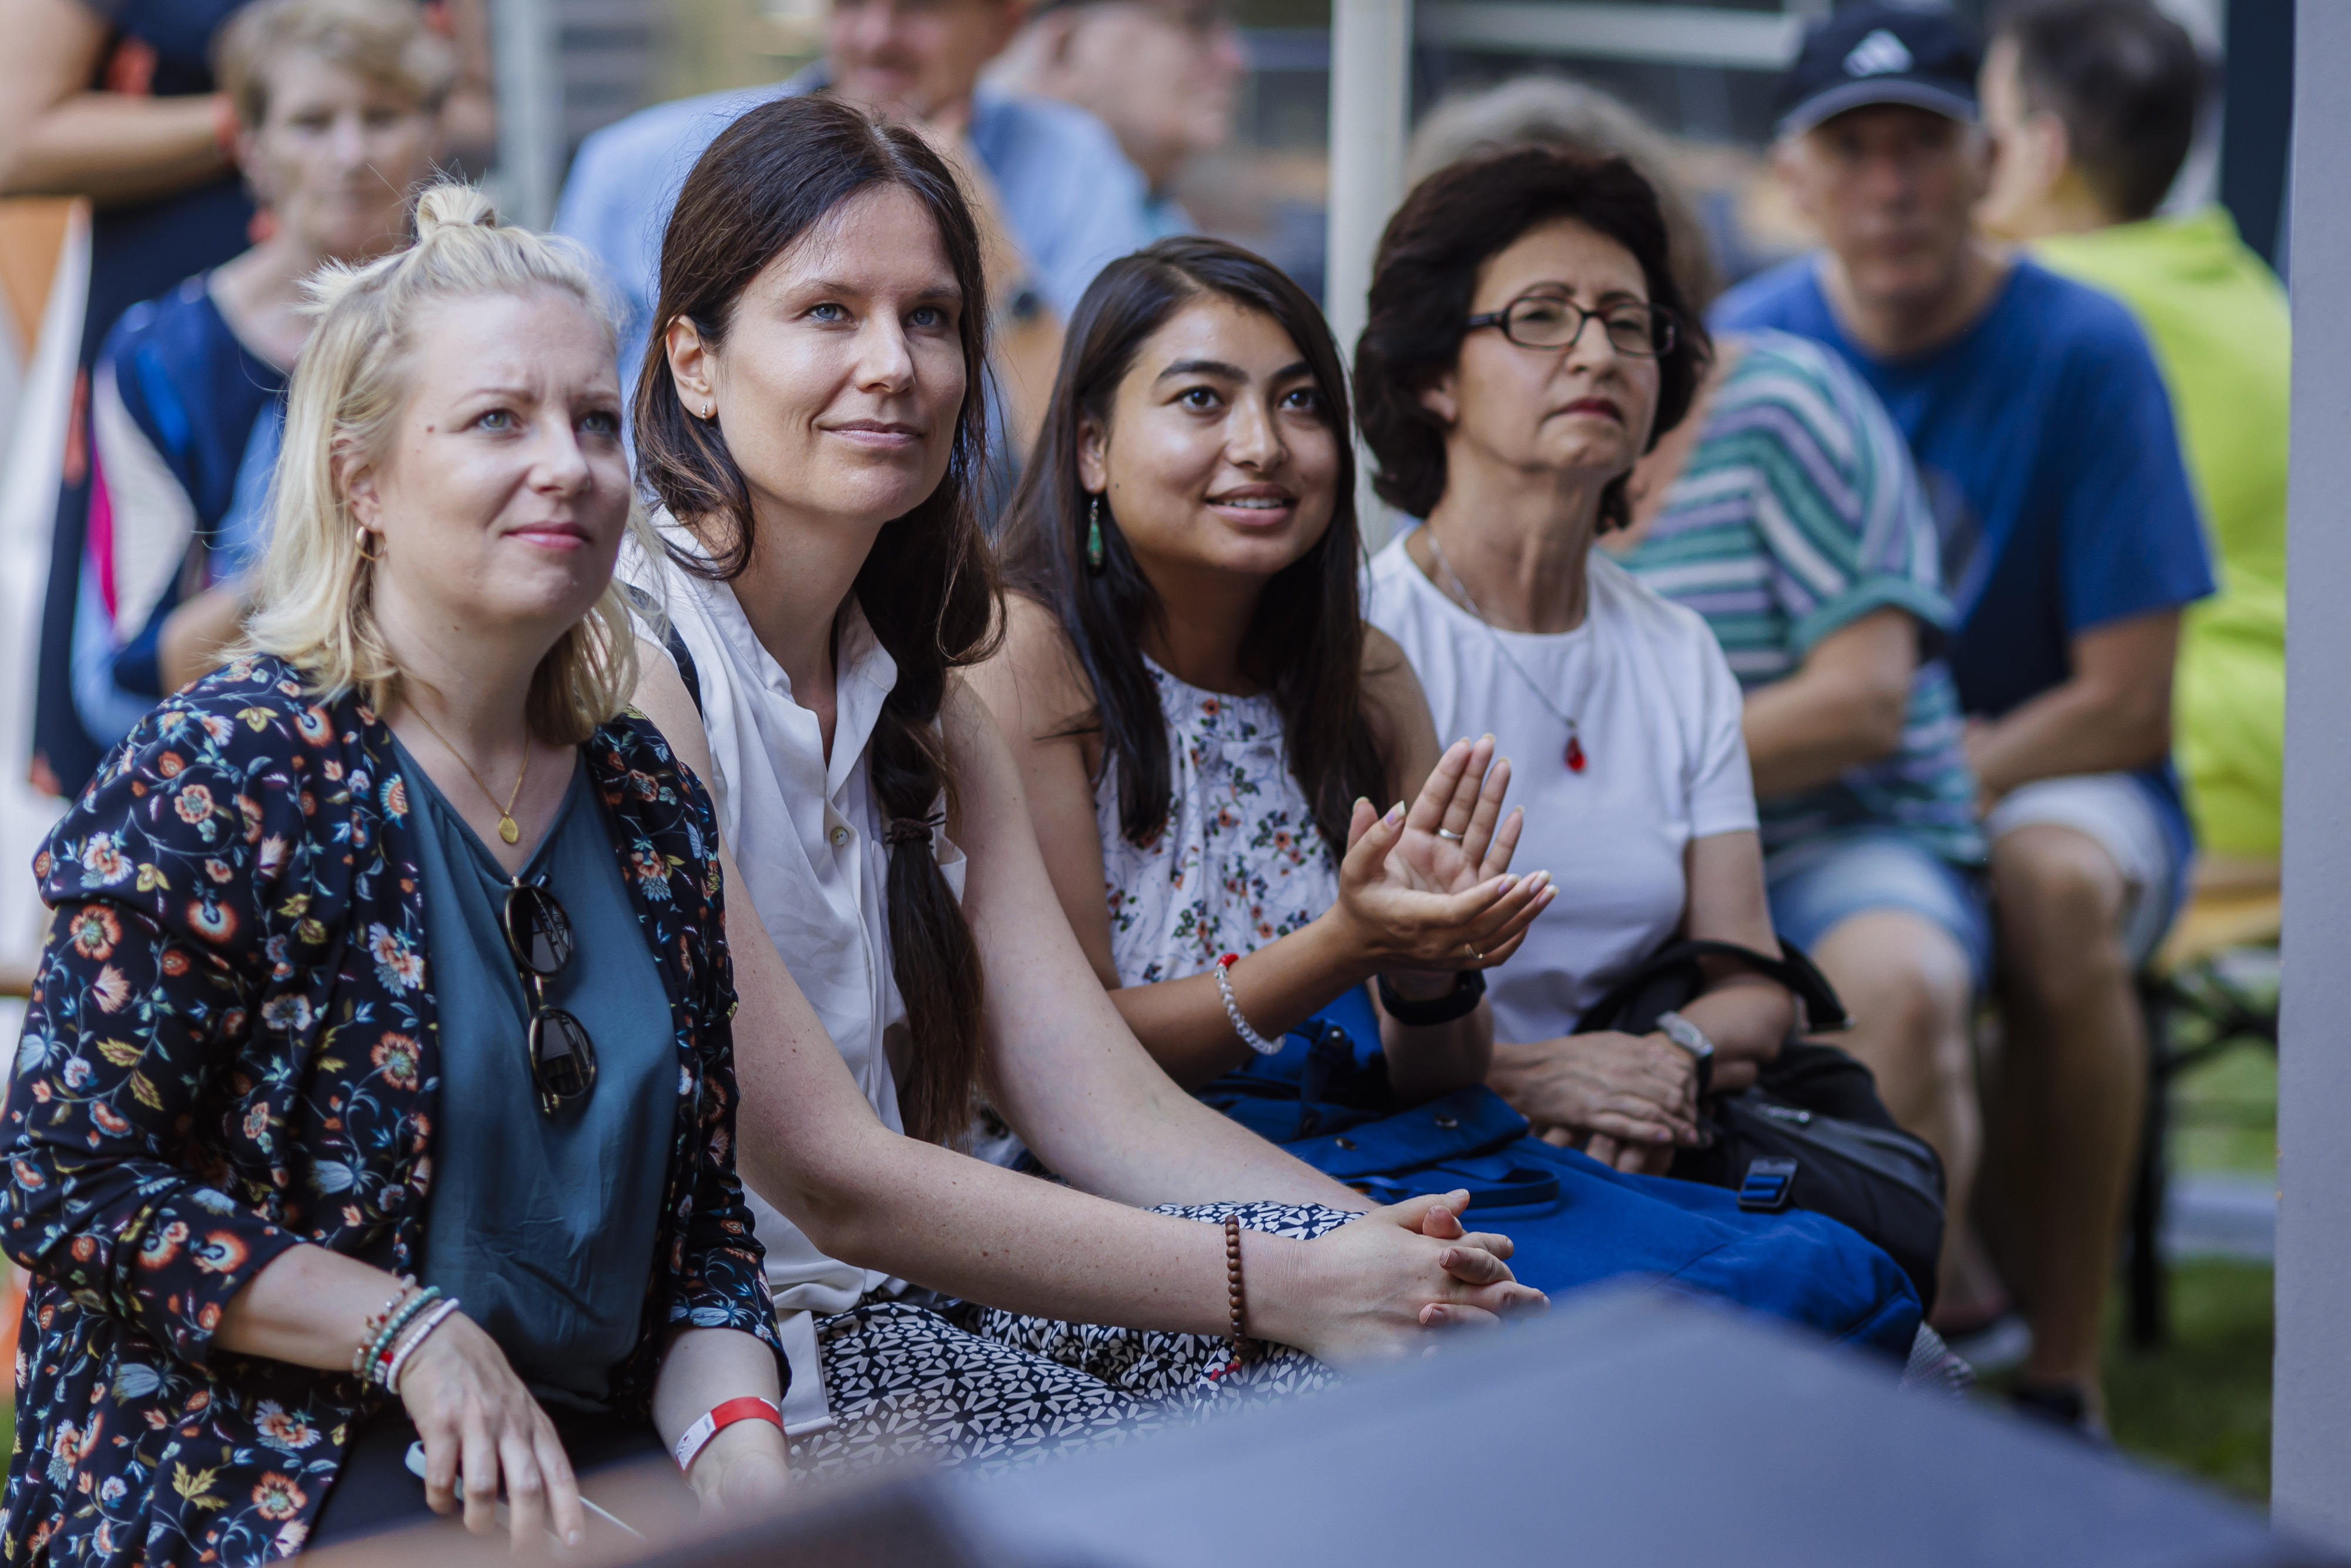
[{"xmin": 2125, "ymin": 867, "xmax": 2281, "ymax": 1346}]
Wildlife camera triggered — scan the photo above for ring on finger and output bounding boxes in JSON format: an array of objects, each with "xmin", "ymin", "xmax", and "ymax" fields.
[{"xmin": 1436, "ymin": 827, "xmax": 1464, "ymax": 841}]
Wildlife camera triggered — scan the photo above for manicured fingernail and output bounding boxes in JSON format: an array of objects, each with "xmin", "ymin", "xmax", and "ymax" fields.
[
  {"xmin": 1496, "ymin": 874, "xmax": 1518, "ymax": 892},
  {"xmin": 568, "ymin": 1531, "xmax": 584, "ymax": 1547},
  {"xmin": 1386, "ymin": 802, "xmax": 1405, "ymax": 823}
]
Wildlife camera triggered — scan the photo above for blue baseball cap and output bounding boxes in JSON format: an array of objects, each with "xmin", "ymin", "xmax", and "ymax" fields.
[{"xmin": 1773, "ymin": 5, "xmax": 1982, "ymax": 138}]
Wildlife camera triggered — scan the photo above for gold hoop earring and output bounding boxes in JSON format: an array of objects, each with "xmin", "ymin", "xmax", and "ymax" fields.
[{"xmin": 354, "ymin": 528, "xmax": 386, "ymax": 562}]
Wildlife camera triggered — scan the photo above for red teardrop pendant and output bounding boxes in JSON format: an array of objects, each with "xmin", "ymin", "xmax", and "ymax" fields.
[{"xmin": 1565, "ymin": 733, "xmax": 1586, "ymax": 773}]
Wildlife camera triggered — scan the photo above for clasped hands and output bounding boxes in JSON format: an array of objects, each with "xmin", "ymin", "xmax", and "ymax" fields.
[
  {"xmin": 1282, "ymin": 1188, "xmax": 1548, "ymax": 1365},
  {"xmin": 1492, "ymin": 1031, "xmax": 1710, "ymax": 1176}
]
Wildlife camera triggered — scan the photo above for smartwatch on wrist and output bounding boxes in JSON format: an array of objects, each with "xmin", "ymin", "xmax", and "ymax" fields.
[
  {"xmin": 1376, "ymin": 967, "xmax": 1486, "ymax": 1026},
  {"xmin": 1654, "ymin": 1009, "xmax": 1716, "ymax": 1095}
]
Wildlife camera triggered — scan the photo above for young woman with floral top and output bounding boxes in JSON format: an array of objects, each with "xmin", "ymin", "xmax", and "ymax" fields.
[
  {"xmin": 1, "ymin": 188, "xmax": 790, "ymax": 1564},
  {"xmin": 980, "ymin": 234, "xmax": 1549, "ymax": 1097}
]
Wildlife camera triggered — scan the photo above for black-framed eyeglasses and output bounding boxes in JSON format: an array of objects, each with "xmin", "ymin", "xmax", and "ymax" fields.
[
  {"xmin": 503, "ymin": 877, "xmax": 598, "ymax": 1115},
  {"xmin": 1465, "ymin": 294, "xmax": 1679, "ymax": 358}
]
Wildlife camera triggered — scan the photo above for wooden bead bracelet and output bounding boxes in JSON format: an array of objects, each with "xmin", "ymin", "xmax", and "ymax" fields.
[{"xmin": 1224, "ymin": 1214, "xmax": 1253, "ymax": 1365}]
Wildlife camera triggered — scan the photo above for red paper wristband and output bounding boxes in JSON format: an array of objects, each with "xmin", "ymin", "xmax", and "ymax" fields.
[{"xmin": 674, "ymin": 1396, "xmax": 783, "ymax": 1475}]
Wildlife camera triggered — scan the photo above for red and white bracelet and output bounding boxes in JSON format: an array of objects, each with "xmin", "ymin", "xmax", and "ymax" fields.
[
  {"xmin": 1214, "ymin": 954, "xmax": 1282, "ymax": 1055},
  {"xmin": 674, "ymin": 1396, "xmax": 784, "ymax": 1475}
]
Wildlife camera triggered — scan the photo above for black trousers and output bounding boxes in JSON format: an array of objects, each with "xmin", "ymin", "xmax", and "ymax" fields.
[{"xmin": 307, "ymin": 1407, "xmax": 674, "ymax": 1550}]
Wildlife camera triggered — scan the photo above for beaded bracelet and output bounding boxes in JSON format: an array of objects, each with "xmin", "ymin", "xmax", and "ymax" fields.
[
  {"xmin": 351, "ymin": 1279, "xmax": 418, "ymax": 1379},
  {"xmin": 359, "ymin": 1286, "xmax": 441, "ymax": 1384},
  {"xmin": 1214, "ymin": 954, "xmax": 1282, "ymax": 1056},
  {"xmin": 1223, "ymin": 1215, "xmax": 1253, "ymax": 1365},
  {"xmin": 377, "ymin": 1297, "xmax": 462, "ymax": 1393}
]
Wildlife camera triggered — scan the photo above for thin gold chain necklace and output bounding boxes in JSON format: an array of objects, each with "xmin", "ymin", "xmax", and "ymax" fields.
[
  {"xmin": 1420, "ymin": 525, "xmax": 1595, "ymax": 774},
  {"xmin": 406, "ymin": 702, "xmax": 531, "ymax": 844}
]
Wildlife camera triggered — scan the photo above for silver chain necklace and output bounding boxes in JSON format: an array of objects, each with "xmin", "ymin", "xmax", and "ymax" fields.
[{"xmin": 1419, "ymin": 525, "xmax": 1594, "ymax": 774}]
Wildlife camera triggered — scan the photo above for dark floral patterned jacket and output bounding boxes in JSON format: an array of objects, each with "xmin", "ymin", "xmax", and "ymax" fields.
[{"xmin": 1, "ymin": 654, "xmax": 783, "ymax": 1568}]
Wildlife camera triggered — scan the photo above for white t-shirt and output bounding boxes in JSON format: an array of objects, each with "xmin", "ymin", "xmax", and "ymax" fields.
[
  {"xmin": 622, "ymin": 521, "xmax": 966, "ymax": 1433},
  {"xmin": 1366, "ymin": 537, "xmax": 1757, "ymax": 1044}
]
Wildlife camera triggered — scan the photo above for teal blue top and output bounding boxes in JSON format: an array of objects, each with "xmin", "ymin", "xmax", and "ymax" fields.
[{"xmin": 398, "ymin": 739, "xmax": 678, "ymax": 1412}]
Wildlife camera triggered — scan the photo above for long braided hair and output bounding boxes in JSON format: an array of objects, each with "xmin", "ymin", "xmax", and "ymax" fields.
[{"xmin": 632, "ymin": 96, "xmax": 997, "ymax": 1146}]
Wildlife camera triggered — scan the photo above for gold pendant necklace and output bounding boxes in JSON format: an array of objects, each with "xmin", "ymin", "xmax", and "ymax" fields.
[
  {"xmin": 407, "ymin": 704, "xmax": 531, "ymax": 844},
  {"xmin": 1421, "ymin": 526, "xmax": 1596, "ymax": 775}
]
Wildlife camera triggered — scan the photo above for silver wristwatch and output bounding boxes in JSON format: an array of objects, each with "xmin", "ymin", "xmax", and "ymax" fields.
[{"xmin": 1655, "ymin": 1010, "xmax": 1716, "ymax": 1093}]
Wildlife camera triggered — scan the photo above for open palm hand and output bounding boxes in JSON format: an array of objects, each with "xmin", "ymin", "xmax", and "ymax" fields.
[{"xmin": 1333, "ymin": 736, "xmax": 1553, "ymax": 973}]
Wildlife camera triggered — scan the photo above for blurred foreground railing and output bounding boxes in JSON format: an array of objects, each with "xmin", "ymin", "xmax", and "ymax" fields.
[{"xmin": 309, "ymin": 1287, "xmax": 2330, "ymax": 1568}]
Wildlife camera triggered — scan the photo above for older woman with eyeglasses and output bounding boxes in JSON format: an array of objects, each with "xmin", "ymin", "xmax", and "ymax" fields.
[{"xmin": 1360, "ymin": 149, "xmax": 1794, "ymax": 1177}]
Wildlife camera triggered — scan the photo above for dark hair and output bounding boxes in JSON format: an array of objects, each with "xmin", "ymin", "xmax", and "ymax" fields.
[
  {"xmin": 635, "ymin": 95, "xmax": 998, "ymax": 1148},
  {"xmin": 1405, "ymin": 78, "xmax": 1724, "ymax": 312},
  {"xmin": 1354, "ymin": 148, "xmax": 1712, "ymax": 528},
  {"xmin": 999, "ymin": 237, "xmax": 1387, "ymax": 853},
  {"xmin": 1997, "ymin": 0, "xmax": 2206, "ymax": 222}
]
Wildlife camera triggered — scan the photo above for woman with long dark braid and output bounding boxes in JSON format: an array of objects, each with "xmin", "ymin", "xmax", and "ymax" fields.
[{"xmin": 619, "ymin": 93, "xmax": 1545, "ymax": 1474}]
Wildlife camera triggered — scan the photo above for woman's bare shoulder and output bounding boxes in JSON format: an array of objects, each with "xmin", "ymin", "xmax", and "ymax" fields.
[
  {"xmin": 1360, "ymin": 623, "xmax": 1416, "ymax": 695},
  {"xmin": 970, "ymin": 592, "xmax": 1097, "ymax": 742},
  {"xmin": 1359, "ymin": 624, "xmax": 1437, "ymax": 760}
]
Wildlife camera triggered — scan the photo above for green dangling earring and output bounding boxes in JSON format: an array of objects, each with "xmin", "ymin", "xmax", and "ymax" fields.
[{"xmin": 1085, "ymin": 492, "xmax": 1107, "ymax": 572}]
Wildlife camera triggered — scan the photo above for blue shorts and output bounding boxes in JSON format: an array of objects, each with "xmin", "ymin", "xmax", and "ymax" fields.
[{"xmin": 1764, "ymin": 832, "xmax": 1992, "ymax": 993}]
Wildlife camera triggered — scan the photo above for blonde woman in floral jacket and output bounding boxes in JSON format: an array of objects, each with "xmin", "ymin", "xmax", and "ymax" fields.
[{"xmin": 1, "ymin": 186, "xmax": 787, "ymax": 1566}]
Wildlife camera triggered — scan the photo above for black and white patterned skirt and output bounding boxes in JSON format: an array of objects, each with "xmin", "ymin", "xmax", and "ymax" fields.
[{"xmin": 789, "ymin": 1201, "xmax": 1351, "ymax": 1475}]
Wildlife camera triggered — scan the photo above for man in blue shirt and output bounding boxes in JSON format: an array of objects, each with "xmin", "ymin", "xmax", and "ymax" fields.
[
  {"xmin": 993, "ymin": 0, "xmax": 1244, "ymax": 242},
  {"xmin": 555, "ymin": 0, "xmax": 1166, "ymax": 419},
  {"xmin": 1716, "ymin": 6, "xmax": 2212, "ymax": 1432}
]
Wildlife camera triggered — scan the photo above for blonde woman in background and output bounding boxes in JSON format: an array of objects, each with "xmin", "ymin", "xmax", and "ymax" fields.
[
  {"xmin": 71, "ymin": 0, "xmax": 451, "ymax": 748},
  {"xmin": 3, "ymin": 186, "xmax": 791, "ymax": 1564},
  {"xmin": 0, "ymin": 0, "xmax": 491, "ymax": 796}
]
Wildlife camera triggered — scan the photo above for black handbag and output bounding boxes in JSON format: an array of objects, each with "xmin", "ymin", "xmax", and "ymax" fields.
[{"xmin": 1574, "ymin": 939, "xmax": 1948, "ymax": 1314}]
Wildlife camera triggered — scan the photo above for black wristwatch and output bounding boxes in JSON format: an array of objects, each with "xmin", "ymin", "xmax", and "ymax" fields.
[{"xmin": 1376, "ymin": 967, "xmax": 1487, "ymax": 1026}]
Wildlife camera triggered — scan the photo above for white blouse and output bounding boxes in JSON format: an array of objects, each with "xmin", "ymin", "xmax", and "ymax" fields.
[
  {"xmin": 621, "ymin": 522, "xmax": 966, "ymax": 1432},
  {"xmin": 1366, "ymin": 537, "xmax": 1756, "ymax": 1042}
]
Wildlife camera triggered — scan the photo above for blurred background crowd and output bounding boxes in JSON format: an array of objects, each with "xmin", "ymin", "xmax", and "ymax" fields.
[{"xmin": 0, "ymin": 0, "xmax": 2292, "ymax": 1502}]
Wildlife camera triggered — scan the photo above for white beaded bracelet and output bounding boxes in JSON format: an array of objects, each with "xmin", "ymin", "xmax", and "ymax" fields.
[
  {"xmin": 378, "ymin": 1297, "xmax": 462, "ymax": 1394},
  {"xmin": 1214, "ymin": 954, "xmax": 1282, "ymax": 1056}
]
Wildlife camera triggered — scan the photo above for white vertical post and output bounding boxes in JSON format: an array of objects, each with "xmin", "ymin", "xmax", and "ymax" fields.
[
  {"xmin": 493, "ymin": 0, "xmax": 564, "ymax": 229},
  {"xmin": 1325, "ymin": 0, "xmax": 1411, "ymax": 548},
  {"xmin": 2272, "ymin": 0, "xmax": 2346, "ymax": 1543}
]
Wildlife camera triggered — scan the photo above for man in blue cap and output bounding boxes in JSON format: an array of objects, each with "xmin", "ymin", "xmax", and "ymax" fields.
[{"xmin": 1715, "ymin": 4, "xmax": 2212, "ymax": 1432}]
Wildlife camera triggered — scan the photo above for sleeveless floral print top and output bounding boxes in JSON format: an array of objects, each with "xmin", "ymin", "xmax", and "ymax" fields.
[{"xmin": 1097, "ymin": 659, "xmax": 1339, "ymax": 986}]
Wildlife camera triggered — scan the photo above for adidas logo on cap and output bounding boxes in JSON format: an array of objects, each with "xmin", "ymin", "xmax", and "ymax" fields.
[{"xmin": 1844, "ymin": 28, "xmax": 1914, "ymax": 78}]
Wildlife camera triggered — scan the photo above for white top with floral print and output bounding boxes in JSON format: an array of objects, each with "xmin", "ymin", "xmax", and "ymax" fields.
[{"xmin": 1097, "ymin": 658, "xmax": 1338, "ymax": 986}]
